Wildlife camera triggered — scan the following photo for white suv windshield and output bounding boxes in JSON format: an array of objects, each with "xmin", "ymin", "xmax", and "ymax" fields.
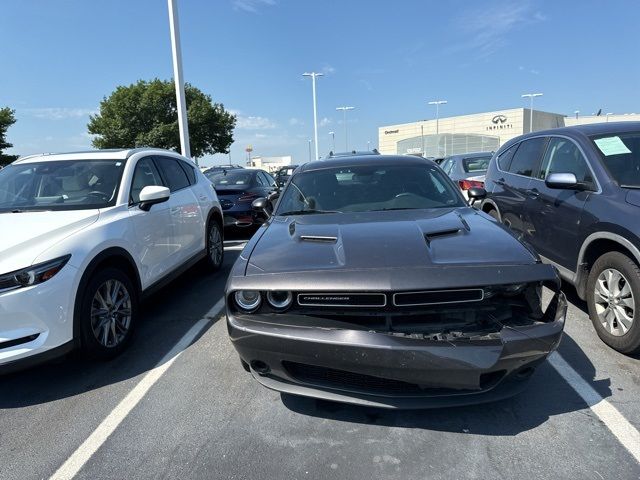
[{"xmin": 0, "ymin": 160, "xmax": 125, "ymax": 212}]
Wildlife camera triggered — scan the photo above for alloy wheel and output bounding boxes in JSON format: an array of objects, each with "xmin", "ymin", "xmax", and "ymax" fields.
[
  {"xmin": 594, "ymin": 268, "xmax": 635, "ymax": 336},
  {"xmin": 90, "ymin": 279, "xmax": 132, "ymax": 348},
  {"xmin": 209, "ymin": 224, "xmax": 223, "ymax": 266}
]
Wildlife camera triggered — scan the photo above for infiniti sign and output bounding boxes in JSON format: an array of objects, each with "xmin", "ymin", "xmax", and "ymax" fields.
[{"xmin": 492, "ymin": 115, "xmax": 508, "ymax": 124}]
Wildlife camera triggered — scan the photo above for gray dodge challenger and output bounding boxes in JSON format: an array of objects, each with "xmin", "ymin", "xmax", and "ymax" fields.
[{"xmin": 225, "ymin": 155, "xmax": 567, "ymax": 408}]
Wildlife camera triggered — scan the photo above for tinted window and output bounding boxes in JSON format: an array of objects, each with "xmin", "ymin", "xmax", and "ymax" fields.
[
  {"xmin": 497, "ymin": 144, "xmax": 518, "ymax": 171},
  {"xmin": 256, "ymin": 172, "xmax": 268, "ymax": 187},
  {"xmin": 508, "ymin": 138, "xmax": 547, "ymax": 177},
  {"xmin": 209, "ymin": 170, "xmax": 254, "ymax": 187},
  {"xmin": 155, "ymin": 156, "xmax": 190, "ymax": 192},
  {"xmin": 131, "ymin": 157, "xmax": 164, "ymax": 204},
  {"xmin": 180, "ymin": 161, "xmax": 196, "ymax": 185},
  {"xmin": 462, "ymin": 156, "xmax": 491, "ymax": 173},
  {"xmin": 261, "ymin": 171, "xmax": 275, "ymax": 186},
  {"xmin": 440, "ymin": 158, "xmax": 454, "ymax": 175},
  {"xmin": 591, "ymin": 132, "xmax": 640, "ymax": 188},
  {"xmin": 276, "ymin": 164, "xmax": 464, "ymax": 214},
  {"xmin": 539, "ymin": 138, "xmax": 594, "ymax": 186}
]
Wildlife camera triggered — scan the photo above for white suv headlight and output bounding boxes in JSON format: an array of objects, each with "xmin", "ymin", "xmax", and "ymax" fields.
[{"xmin": 0, "ymin": 255, "xmax": 71, "ymax": 292}]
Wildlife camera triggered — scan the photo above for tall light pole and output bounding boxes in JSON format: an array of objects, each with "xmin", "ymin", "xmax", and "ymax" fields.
[
  {"xmin": 574, "ymin": 110, "xmax": 580, "ymax": 120},
  {"xmin": 336, "ymin": 106, "xmax": 355, "ymax": 151},
  {"xmin": 328, "ymin": 131, "xmax": 335, "ymax": 152},
  {"xmin": 606, "ymin": 112, "xmax": 613, "ymax": 122},
  {"xmin": 308, "ymin": 139, "xmax": 312, "ymax": 161},
  {"xmin": 168, "ymin": 0, "xmax": 191, "ymax": 160},
  {"xmin": 303, "ymin": 72, "xmax": 323, "ymax": 160},
  {"xmin": 428, "ymin": 100, "xmax": 447, "ymax": 135},
  {"xmin": 521, "ymin": 93, "xmax": 543, "ymax": 133}
]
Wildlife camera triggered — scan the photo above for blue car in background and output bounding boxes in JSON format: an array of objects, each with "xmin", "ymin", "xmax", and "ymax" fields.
[{"xmin": 205, "ymin": 168, "xmax": 278, "ymax": 230}]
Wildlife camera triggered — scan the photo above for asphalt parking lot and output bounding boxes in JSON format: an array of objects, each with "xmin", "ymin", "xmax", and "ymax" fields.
[{"xmin": 1, "ymin": 237, "xmax": 640, "ymax": 480}]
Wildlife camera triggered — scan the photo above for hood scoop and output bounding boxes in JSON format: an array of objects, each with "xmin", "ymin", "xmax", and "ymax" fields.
[
  {"xmin": 299, "ymin": 235, "xmax": 338, "ymax": 243},
  {"xmin": 424, "ymin": 228, "xmax": 462, "ymax": 246}
]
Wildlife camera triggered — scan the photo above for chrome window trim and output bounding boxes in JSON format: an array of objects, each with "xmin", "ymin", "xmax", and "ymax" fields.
[
  {"xmin": 393, "ymin": 288, "xmax": 485, "ymax": 307},
  {"xmin": 297, "ymin": 292, "xmax": 387, "ymax": 308}
]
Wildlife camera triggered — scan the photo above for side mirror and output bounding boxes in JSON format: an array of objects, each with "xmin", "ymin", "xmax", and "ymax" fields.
[
  {"xmin": 252, "ymin": 197, "xmax": 268, "ymax": 211},
  {"xmin": 545, "ymin": 172, "xmax": 578, "ymax": 190},
  {"xmin": 139, "ymin": 186, "xmax": 170, "ymax": 211},
  {"xmin": 467, "ymin": 187, "xmax": 487, "ymax": 202}
]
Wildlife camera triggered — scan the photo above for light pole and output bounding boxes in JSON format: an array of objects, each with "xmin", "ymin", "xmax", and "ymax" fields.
[
  {"xmin": 303, "ymin": 72, "xmax": 323, "ymax": 160},
  {"xmin": 428, "ymin": 100, "xmax": 447, "ymax": 135},
  {"xmin": 521, "ymin": 93, "xmax": 543, "ymax": 133},
  {"xmin": 606, "ymin": 112, "xmax": 613, "ymax": 122},
  {"xmin": 328, "ymin": 131, "xmax": 335, "ymax": 152},
  {"xmin": 574, "ymin": 110, "xmax": 580, "ymax": 120},
  {"xmin": 336, "ymin": 106, "xmax": 355, "ymax": 151},
  {"xmin": 308, "ymin": 139, "xmax": 312, "ymax": 161},
  {"xmin": 167, "ymin": 0, "xmax": 191, "ymax": 160}
]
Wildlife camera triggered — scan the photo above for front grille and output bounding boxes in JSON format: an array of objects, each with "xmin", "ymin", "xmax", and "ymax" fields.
[
  {"xmin": 297, "ymin": 293, "xmax": 386, "ymax": 308},
  {"xmin": 393, "ymin": 289, "xmax": 484, "ymax": 306},
  {"xmin": 0, "ymin": 334, "xmax": 39, "ymax": 350}
]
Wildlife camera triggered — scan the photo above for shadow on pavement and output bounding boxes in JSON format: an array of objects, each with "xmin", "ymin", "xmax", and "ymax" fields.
[
  {"xmin": 0, "ymin": 248, "xmax": 242, "ymax": 409},
  {"xmin": 281, "ymin": 332, "xmax": 610, "ymax": 436}
]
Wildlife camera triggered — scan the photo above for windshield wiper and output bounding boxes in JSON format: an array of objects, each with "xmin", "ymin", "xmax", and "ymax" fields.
[
  {"xmin": 620, "ymin": 185, "xmax": 640, "ymax": 189},
  {"xmin": 278, "ymin": 209, "xmax": 341, "ymax": 216},
  {"xmin": 1, "ymin": 209, "xmax": 51, "ymax": 214}
]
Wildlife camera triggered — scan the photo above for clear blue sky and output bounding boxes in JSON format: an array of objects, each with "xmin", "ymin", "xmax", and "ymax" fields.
[{"xmin": 2, "ymin": 0, "xmax": 639, "ymax": 166}]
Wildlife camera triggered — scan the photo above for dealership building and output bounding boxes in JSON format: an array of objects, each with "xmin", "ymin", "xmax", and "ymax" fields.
[{"xmin": 378, "ymin": 109, "xmax": 640, "ymax": 158}]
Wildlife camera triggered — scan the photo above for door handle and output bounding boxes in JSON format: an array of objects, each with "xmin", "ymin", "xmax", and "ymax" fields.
[{"xmin": 526, "ymin": 188, "xmax": 540, "ymax": 198}]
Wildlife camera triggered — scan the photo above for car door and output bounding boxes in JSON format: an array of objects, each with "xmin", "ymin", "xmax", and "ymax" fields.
[
  {"xmin": 127, "ymin": 157, "xmax": 175, "ymax": 287},
  {"xmin": 154, "ymin": 155, "xmax": 203, "ymax": 265},
  {"xmin": 491, "ymin": 137, "xmax": 548, "ymax": 239},
  {"xmin": 524, "ymin": 136, "xmax": 594, "ymax": 269}
]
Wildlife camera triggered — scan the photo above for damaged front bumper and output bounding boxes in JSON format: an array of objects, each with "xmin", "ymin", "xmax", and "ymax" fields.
[{"xmin": 227, "ymin": 290, "xmax": 567, "ymax": 409}]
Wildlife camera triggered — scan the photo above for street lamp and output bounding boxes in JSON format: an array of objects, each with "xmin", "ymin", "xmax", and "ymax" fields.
[
  {"xmin": 308, "ymin": 139, "xmax": 312, "ymax": 162},
  {"xmin": 428, "ymin": 100, "xmax": 447, "ymax": 135},
  {"xmin": 303, "ymin": 72, "xmax": 323, "ymax": 160},
  {"xmin": 521, "ymin": 93, "xmax": 543, "ymax": 133},
  {"xmin": 574, "ymin": 110, "xmax": 580, "ymax": 120},
  {"xmin": 328, "ymin": 131, "xmax": 335, "ymax": 153},
  {"xmin": 336, "ymin": 106, "xmax": 355, "ymax": 151},
  {"xmin": 606, "ymin": 112, "xmax": 614, "ymax": 122},
  {"xmin": 167, "ymin": 0, "xmax": 190, "ymax": 159}
]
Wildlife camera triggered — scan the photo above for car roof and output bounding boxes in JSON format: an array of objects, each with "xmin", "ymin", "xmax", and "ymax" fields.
[
  {"xmin": 444, "ymin": 151, "xmax": 494, "ymax": 161},
  {"xmin": 300, "ymin": 154, "xmax": 433, "ymax": 173},
  {"xmin": 518, "ymin": 121, "xmax": 640, "ymax": 141},
  {"xmin": 14, "ymin": 148, "xmax": 187, "ymax": 164}
]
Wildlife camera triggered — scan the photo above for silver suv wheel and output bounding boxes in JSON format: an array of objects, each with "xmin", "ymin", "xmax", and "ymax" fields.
[{"xmin": 594, "ymin": 268, "xmax": 634, "ymax": 336}]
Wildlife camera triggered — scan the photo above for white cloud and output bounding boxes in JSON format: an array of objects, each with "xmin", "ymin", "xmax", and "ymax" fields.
[
  {"xmin": 233, "ymin": 0, "xmax": 275, "ymax": 14},
  {"xmin": 450, "ymin": 1, "xmax": 546, "ymax": 58},
  {"xmin": 321, "ymin": 64, "xmax": 336, "ymax": 75},
  {"xmin": 289, "ymin": 117, "xmax": 303, "ymax": 126},
  {"xmin": 236, "ymin": 115, "xmax": 277, "ymax": 130},
  {"xmin": 23, "ymin": 107, "xmax": 97, "ymax": 120},
  {"xmin": 319, "ymin": 117, "xmax": 332, "ymax": 127}
]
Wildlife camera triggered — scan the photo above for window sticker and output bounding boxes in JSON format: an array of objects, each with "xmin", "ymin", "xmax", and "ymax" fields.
[{"xmin": 594, "ymin": 136, "xmax": 632, "ymax": 156}]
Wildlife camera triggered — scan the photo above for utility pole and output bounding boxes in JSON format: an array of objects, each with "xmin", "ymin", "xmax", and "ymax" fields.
[
  {"xmin": 336, "ymin": 106, "xmax": 355, "ymax": 151},
  {"xmin": 329, "ymin": 131, "xmax": 335, "ymax": 153},
  {"xmin": 428, "ymin": 100, "xmax": 447, "ymax": 135},
  {"xmin": 168, "ymin": 0, "xmax": 191, "ymax": 160},
  {"xmin": 521, "ymin": 93, "xmax": 543, "ymax": 133},
  {"xmin": 303, "ymin": 72, "xmax": 323, "ymax": 160}
]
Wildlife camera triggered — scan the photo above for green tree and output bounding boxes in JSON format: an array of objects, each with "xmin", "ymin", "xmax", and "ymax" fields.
[
  {"xmin": 88, "ymin": 79, "xmax": 236, "ymax": 158},
  {"xmin": 0, "ymin": 107, "xmax": 19, "ymax": 166}
]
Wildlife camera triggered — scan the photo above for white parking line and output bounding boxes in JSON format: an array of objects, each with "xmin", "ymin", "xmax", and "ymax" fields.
[
  {"xmin": 49, "ymin": 297, "xmax": 226, "ymax": 480},
  {"xmin": 549, "ymin": 352, "xmax": 640, "ymax": 463}
]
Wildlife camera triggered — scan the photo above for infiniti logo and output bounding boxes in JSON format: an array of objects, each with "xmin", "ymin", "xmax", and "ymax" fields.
[{"xmin": 492, "ymin": 115, "xmax": 507, "ymax": 124}]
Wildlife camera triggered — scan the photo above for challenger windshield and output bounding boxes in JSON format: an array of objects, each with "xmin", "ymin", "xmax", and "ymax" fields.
[
  {"xmin": 591, "ymin": 132, "xmax": 640, "ymax": 188},
  {"xmin": 0, "ymin": 160, "xmax": 125, "ymax": 212},
  {"xmin": 276, "ymin": 164, "xmax": 464, "ymax": 215}
]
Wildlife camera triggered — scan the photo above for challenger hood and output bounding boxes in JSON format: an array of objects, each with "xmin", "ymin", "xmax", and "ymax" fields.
[
  {"xmin": 246, "ymin": 207, "xmax": 537, "ymax": 275},
  {"xmin": 0, "ymin": 210, "xmax": 99, "ymax": 273}
]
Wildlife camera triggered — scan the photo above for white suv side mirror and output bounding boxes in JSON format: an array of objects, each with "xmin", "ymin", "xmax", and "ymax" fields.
[{"xmin": 139, "ymin": 186, "xmax": 170, "ymax": 211}]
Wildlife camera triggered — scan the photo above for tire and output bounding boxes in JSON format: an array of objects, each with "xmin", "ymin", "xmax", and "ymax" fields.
[
  {"xmin": 586, "ymin": 251, "xmax": 640, "ymax": 354},
  {"xmin": 203, "ymin": 219, "xmax": 224, "ymax": 272},
  {"xmin": 79, "ymin": 267, "xmax": 138, "ymax": 360}
]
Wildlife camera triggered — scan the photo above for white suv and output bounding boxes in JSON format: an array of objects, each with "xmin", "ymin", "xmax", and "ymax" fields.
[{"xmin": 0, "ymin": 148, "xmax": 224, "ymax": 370}]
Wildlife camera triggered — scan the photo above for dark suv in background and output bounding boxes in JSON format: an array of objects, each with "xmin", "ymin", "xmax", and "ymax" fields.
[{"xmin": 481, "ymin": 122, "xmax": 640, "ymax": 354}]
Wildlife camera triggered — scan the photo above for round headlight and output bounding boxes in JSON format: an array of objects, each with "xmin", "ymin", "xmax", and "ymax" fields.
[
  {"xmin": 234, "ymin": 290, "xmax": 262, "ymax": 312},
  {"xmin": 266, "ymin": 291, "xmax": 293, "ymax": 310}
]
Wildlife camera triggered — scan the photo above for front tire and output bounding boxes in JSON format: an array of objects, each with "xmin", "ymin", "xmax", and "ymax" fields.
[
  {"xmin": 79, "ymin": 267, "xmax": 138, "ymax": 360},
  {"xmin": 586, "ymin": 251, "xmax": 640, "ymax": 354}
]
